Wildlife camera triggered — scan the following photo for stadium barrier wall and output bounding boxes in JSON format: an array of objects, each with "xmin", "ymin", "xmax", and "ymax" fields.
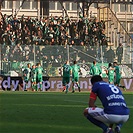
[{"xmin": 0, "ymin": 76, "xmax": 133, "ymax": 92}]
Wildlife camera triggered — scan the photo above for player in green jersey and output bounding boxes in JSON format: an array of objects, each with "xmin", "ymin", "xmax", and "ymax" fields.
[
  {"xmin": 113, "ymin": 62, "xmax": 126, "ymax": 91},
  {"xmin": 23, "ymin": 63, "xmax": 31, "ymax": 91},
  {"xmin": 71, "ymin": 60, "xmax": 81, "ymax": 93},
  {"xmin": 62, "ymin": 61, "xmax": 72, "ymax": 93},
  {"xmin": 105, "ymin": 63, "xmax": 115, "ymax": 84},
  {"xmin": 90, "ymin": 60, "xmax": 102, "ymax": 76},
  {"xmin": 31, "ymin": 65, "xmax": 37, "ymax": 91},
  {"xmin": 113, "ymin": 62, "xmax": 121, "ymax": 86},
  {"xmin": 36, "ymin": 63, "xmax": 44, "ymax": 91}
]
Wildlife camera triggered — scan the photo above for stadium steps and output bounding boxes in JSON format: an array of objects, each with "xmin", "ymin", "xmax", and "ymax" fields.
[{"xmin": 98, "ymin": 6, "xmax": 133, "ymax": 64}]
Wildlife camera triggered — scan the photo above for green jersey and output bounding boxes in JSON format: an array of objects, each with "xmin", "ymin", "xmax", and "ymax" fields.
[
  {"xmin": 71, "ymin": 64, "xmax": 80, "ymax": 78},
  {"xmin": 36, "ymin": 66, "xmax": 43, "ymax": 83},
  {"xmin": 36, "ymin": 67, "xmax": 43, "ymax": 76},
  {"xmin": 31, "ymin": 68, "xmax": 37, "ymax": 82},
  {"xmin": 90, "ymin": 65, "xmax": 101, "ymax": 76},
  {"xmin": 114, "ymin": 65, "xmax": 121, "ymax": 85},
  {"xmin": 114, "ymin": 65, "xmax": 121, "ymax": 78},
  {"xmin": 23, "ymin": 67, "xmax": 31, "ymax": 81},
  {"xmin": 62, "ymin": 64, "xmax": 71, "ymax": 77},
  {"xmin": 107, "ymin": 67, "xmax": 114, "ymax": 83}
]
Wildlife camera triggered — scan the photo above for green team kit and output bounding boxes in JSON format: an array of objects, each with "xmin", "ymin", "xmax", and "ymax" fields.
[
  {"xmin": 36, "ymin": 66, "xmax": 44, "ymax": 91},
  {"xmin": 62, "ymin": 61, "xmax": 81, "ymax": 93},
  {"xmin": 107, "ymin": 67, "xmax": 115, "ymax": 84},
  {"xmin": 114, "ymin": 64, "xmax": 126, "ymax": 91},
  {"xmin": 22, "ymin": 62, "xmax": 126, "ymax": 92},
  {"xmin": 31, "ymin": 66, "xmax": 37, "ymax": 91},
  {"xmin": 114, "ymin": 65, "xmax": 121, "ymax": 85},
  {"xmin": 62, "ymin": 63, "xmax": 71, "ymax": 86},
  {"xmin": 90, "ymin": 65, "xmax": 102, "ymax": 76},
  {"xmin": 23, "ymin": 66, "xmax": 31, "ymax": 90},
  {"xmin": 71, "ymin": 64, "xmax": 80, "ymax": 92},
  {"xmin": 71, "ymin": 64, "xmax": 80, "ymax": 82},
  {"xmin": 23, "ymin": 63, "xmax": 44, "ymax": 91},
  {"xmin": 31, "ymin": 68, "xmax": 37, "ymax": 82},
  {"xmin": 23, "ymin": 67, "xmax": 31, "ymax": 82}
]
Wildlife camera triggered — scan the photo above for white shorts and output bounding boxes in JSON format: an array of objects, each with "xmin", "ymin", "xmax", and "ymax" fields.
[{"xmin": 87, "ymin": 107, "xmax": 129, "ymax": 124}]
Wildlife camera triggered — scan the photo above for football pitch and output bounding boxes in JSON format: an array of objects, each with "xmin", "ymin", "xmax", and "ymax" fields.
[{"xmin": 0, "ymin": 91, "xmax": 133, "ymax": 133}]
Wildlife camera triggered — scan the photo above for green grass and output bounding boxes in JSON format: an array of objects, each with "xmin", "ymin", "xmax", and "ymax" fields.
[{"xmin": 0, "ymin": 91, "xmax": 133, "ymax": 133}]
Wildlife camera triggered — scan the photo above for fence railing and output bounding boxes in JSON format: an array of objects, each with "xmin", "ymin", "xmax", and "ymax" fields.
[
  {"xmin": 0, "ymin": 44, "xmax": 133, "ymax": 78},
  {"xmin": 98, "ymin": 7, "xmax": 133, "ymax": 65}
]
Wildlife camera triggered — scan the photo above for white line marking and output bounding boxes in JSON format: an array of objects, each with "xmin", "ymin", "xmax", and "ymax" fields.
[{"xmin": 64, "ymin": 99, "xmax": 87, "ymax": 104}]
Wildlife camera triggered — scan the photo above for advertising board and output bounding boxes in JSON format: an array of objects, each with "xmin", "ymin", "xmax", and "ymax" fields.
[{"xmin": 0, "ymin": 76, "xmax": 132, "ymax": 91}]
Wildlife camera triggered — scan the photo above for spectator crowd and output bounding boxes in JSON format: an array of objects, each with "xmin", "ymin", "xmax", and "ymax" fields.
[
  {"xmin": 0, "ymin": 14, "xmax": 107, "ymax": 46},
  {"xmin": 0, "ymin": 14, "xmax": 123, "ymax": 75}
]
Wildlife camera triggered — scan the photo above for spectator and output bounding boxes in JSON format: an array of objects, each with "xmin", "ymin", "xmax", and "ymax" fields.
[
  {"xmin": 0, "ymin": 14, "xmax": 110, "ymax": 77},
  {"xmin": 0, "ymin": 14, "xmax": 107, "ymax": 46},
  {"xmin": 104, "ymin": 47, "xmax": 115, "ymax": 63},
  {"xmin": 56, "ymin": 55, "xmax": 64, "ymax": 66},
  {"xmin": 116, "ymin": 43, "xmax": 123, "ymax": 64}
]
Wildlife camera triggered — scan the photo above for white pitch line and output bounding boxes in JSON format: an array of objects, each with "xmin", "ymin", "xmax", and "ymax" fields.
[{"xmin": 64, "ymin": 99, "xmax": 87, "ymax": 104}]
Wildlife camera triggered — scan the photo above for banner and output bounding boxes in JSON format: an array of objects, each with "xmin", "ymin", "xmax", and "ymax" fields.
[{"xmin": 0, "ymin": 76, "xmax": 133, "ymax": 91}]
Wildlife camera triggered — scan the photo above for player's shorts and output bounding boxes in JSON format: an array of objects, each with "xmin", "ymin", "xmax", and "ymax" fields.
[
  {"xmin": 37, "ymin": 76, "xmax": 43, "ymax": 83},
  {"xmin": 62, "ymin": 76, "xmax": 70, "ymax": 86},
  {"xmin": 108, "ymin": 77, "xmax": 114, "ymax": 83},
  {"xmin": 24, "ymin": 77, "xmax": 30, "ymax": 83},
  {"xmin": 86, "ymin": 107, "xmax": 129, "ymax": 124},
  {"xmin": 31, "ymin": 78, "xmax": 36, "ymax": 82},
  {"xmin": 72, "ymin": 76, "xmax": 79, "ymax": 82},
  {"xmin": 114, "ymin": 76, "xmax": 121, "ymax": 85}
]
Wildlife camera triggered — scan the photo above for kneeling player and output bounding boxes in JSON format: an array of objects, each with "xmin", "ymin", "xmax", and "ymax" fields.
[{"xmin": 83, "ymin": 75, "xmax": 129, "ymax": 133}]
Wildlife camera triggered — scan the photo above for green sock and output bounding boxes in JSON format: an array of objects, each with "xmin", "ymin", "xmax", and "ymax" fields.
[
  {"xmin": 33, "ymin": 84, "xmax": 37, "ymax": 91},
  {"xmin": 72, "ymin": 86, "xmax": 75, "ymax": 91},
  {"xmin": 40, "ymin": 84, "xmax": 42, "ymax": 91},
  {"xmin": 77, "ymin": 83, "xmax": 80, "ymax": 89},
  {"xmin": 32, "ymin": 84, "xmax": 34, "ymax": 90},
  {"xmin": 66, "ymin": 85, "xmax": 69, "ymax": 93},
  {"xmin": 35, "ymin": 84, "xmax": 38, "ymax": 91}
]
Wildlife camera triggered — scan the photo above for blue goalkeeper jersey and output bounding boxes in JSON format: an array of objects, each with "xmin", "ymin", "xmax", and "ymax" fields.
[{"xmin": 92, "ymin": 81, "xmax": 129, "ymax": 115}]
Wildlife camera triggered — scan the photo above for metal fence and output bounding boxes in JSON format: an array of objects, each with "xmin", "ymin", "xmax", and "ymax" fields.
[{"xmin": 0, "ymin": 44, "xmax": 133, "ymax": 78}]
